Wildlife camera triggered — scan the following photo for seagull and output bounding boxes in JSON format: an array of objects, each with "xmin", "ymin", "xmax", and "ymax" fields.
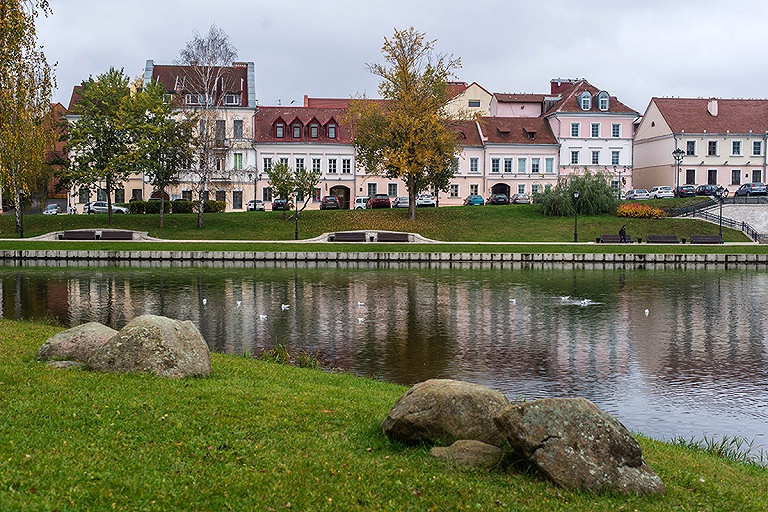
[
  {"xmin": 281, "ymin": 304, "xmax": 290, "ymax": 310},
  {"xmin": 644, "ymin": 309, "xmax": 649, "ymax": 317},
  {"xmin": 358, "ymin": 317, "xmax": 365, "ymax": 323},
  {"xmin": 202, "ymin": 298, "xmax": 207, "ymax": 306},
  {"xmin": 259, "ymin": 314, "xmax": 267, "ymax": 321},
  {"xmin": 560, "ymin": 296, "xmax": 570, "ymax": 302},
  {"xmin": 357, "ymin": 301, "xmax": 365, "ymax": 308},
  {"xmin": 580, "ymin": 299, "xmax": 591, "ymax": 307},
  {"xmin": 509, "ymin": 298, "xmax": 516, "ymax": 305},
  {"xmin": 236, "ymin": 300, "xmax": 242, "ymax": 308}
]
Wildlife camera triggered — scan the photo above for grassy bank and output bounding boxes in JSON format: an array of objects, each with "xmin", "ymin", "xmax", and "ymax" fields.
[
  {"xmin": 0, "ymin": 202, "xmax": 753, "ymax": 243},
  {"xmin": 2, "ymin": 320, "xmax": 766, "ymax": 511}
]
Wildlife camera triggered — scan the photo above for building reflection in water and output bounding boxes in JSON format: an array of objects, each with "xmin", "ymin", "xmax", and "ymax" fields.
[{"xmin": 1, "ymin": 264, "xmax": 766, "ymax": 451}]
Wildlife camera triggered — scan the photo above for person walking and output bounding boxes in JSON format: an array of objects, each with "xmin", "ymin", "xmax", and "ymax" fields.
[{"xmin": 619, "ymin": 225, "xmax": 627, "ymax": 243}]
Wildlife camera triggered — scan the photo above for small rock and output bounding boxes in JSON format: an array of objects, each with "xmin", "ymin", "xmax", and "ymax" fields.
[
  {"xmin": 430, "ymin": 440, "xmax": 504, "ymax": 469},
  {"xmin": 37, "ymin": 322, "xmax": 117, "ymax": 364}
]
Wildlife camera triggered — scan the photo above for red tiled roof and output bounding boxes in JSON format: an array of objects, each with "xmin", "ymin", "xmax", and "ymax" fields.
[
  {"xmin": 446, "ymin": 81, "xmax": 469, "ymax": 100},
  {"xmin": 478, "ymin": 117, "xmax": 558, "ymax": 145},
  {"xmin": 150, "ymin": 63, "xmax": 249, "ymax": 106},
  {"xmin": 546, "ymin": 79, "xmax": 637, "ymax": 115},
  {"xmin": 67, "ymin": 85, "xmax": 82, "ymax": 112},
  {"xmin": 653, "ymin": 97, "xmax": 768, "ymax": 134},
  {"xmin": 494, "ymin": 93, "xmax": 548, "ymax": 103},
  {"xmin": 253, "ymin": 106, "xmax": 352, "ymax": 143},
  {"xmin": 449, "ymin": 120, "xmax": 483, "ymax": 147}
]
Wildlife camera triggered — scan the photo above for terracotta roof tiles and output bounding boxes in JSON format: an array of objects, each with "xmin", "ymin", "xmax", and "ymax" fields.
[{"xmin": 653, "ymin": 97, "xmax": 768, "ymax": 134}]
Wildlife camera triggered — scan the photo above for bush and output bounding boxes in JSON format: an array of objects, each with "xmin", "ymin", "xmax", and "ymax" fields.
[
  {"xmin": 171, "ymin": 199, "xmax": 193, "ymax": 214},
  {"xmin": 128, "ymin": 200, "xmax": 146, "ymax": 214},
  {"xmin": 203, "ymin": 200, "xmax": 226, "ymax": 213},
  {"xmin": 617, "ymin": 202, "xmax": 667, "ymax": 219},
  {"xmin": 145, "ymin": 199, "xmax": 170, "ymax": 214},
  {"xmin": 535, "ymin": 169, "xmax": 619, "ymax": 216}
]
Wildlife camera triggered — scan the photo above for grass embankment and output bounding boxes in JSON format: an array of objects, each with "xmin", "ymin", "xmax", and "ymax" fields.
[
  {"xmin": 0, "ymin": 199, "xmax": 753, "ymax": 246},
  {"xmin": 2, "ymin": 320, "xmax": 766, "ymax": 511}
]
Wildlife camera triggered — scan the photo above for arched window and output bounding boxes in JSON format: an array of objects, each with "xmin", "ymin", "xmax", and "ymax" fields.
[
  {"xmin": 597, "ymin": 91, "xmax": 610, "ymax": 111},
  {"xmin": 579, "ymin": 91, "xmax": 592, "ymax": 110}
]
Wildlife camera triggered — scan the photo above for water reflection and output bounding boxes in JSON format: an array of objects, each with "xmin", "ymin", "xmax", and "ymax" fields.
[{"xmin": 1, "ymin": 264, "xmax": 767, "ymax": 452}]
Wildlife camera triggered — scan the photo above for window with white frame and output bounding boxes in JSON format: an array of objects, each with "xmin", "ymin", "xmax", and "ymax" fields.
[
  {"xmin": 598, "ymin": 92, "xmax": 609, "ymax": 111},
  {"xmin": 470, "ymin": 157, "xmax": 479, "ymax": 173},
  {"xmin": 517, "ymin": 184, "xmax": 526, "ymax": 194},
  {"xmin": 686, "ymin": 140, "xmax": 695, "ymax": 156},
  {"xmin": 233, "ymin": 190, "xmax": 243, "ymax": 209},
  {"xmin": 753, "ymin": 169, "xmax": 762, "ymax": 182},
  {"xmin": 342, "ymin": 159, "xmax": 351, "ymax": 174},
  {"xmin": 517, "ymin": 158, "xmax": 527, "ymax": 173},
  {"xmin": 491, "ymin": 158, "xmax": 500, "ymax": 173},
  {"xmin": 452, "ymin": 158, "xmax": 459, "ymax": 174},
  {"xmin": 233, "ymin": 119, "xmax": 243, "ymax": 138},
  {"xmin": 571, "ymin": 122, "xmax": 580, "ymax": 137},
  {"xmin": 233, "ymin": 153, "xmax": 243, "ymax": 170},
  {"xmin": 312, "ymin": 158, "xmax": 321, "ymax": 173},
  {"xmin": 224, "ymin": 94, "xmax": 240, "ymax": 106},
  {"xmin": 181, "ymin": 190, "xmax": 192, "ymax": 201},
  {"xmin": 327, "ymin": 123, "xmax": 336, "ymax": 138},
  {"xmin": 591, "ymin": 150, "xmax": 599, "ymax": 165},
  {"xmin": 571, "ymin": 150, "xmax": 579, "ymax": 164},
  {"xmin": 470, "ymin": 184, "xmax": 479, "ymax": 195},
  {"xmin": 504, "ymin": 158, "xmax": 513, "ymax": 173},
  {"xmin": 449, "ymin": 184, "xmax": 459, "ymax": 197},
  {"xmin": 262, "ymin": 187, "xmax": 273, "ymax": 202},
  {"xmin": 295, "ymin": 158, "xmax": 304, "ymax": 171},
  {"xmin": 280, "ymin": 157, "xmax": 289, "ymax": 166},
  {"xmin": 531, "ymin": 158, "xmax": 540, "ymax": 173},
  {"xmin": 388, "ymin": 183, "xmax": 398, "ymax": 196},
  {"xmin": 708, "ymin": 141, "xmax": 717, "ymax": 156},
  {"xmin": 310, "ymin": 124, "xmax": 319, "ymax": 138},
  {"xmin": 367, "ymin": 183, "xmax": 377, "ymax": 197},
  {"xmin": 611, "ymin": 180, "xmax": 620, "ymax": 193},
  {"xmin": 611, "ymin": 150, "xmax": 620, "ymax": 165},
  {"xmin": 612, "ymin": 123, "xmax": 620, "ymax": 138},
  {"xmin": 545, "ymin": 184, "xmax": 552, "ymax": 191},
  {"xmin": 293, "ymin": 123, "xmax": 301, "ymax": 138},
  {"xmin": 328, "ymin": 158, "xmax": 337, "ymax": 174},
  {"xmin": 531, "ymin": 184, "xmax": 540, "ymax": 194},
  {"xmin": 591, "ymin": 123, "xmax": 600, "ymax": 138},
  {"xmin": 579, "ymin": 92, "xmax": 591, "ymax": 110},
  {"xmin": 753, "ymin": 140, "xmax": 762, "ymax": 155},
  {"xmin": 468, "ymin": 99, "xmax": 481, "ymax": 108},
  {"xmin": 275, "ymin": 123, "xmax": 284, "ymax": 138},
  {"xmin": 263, "ymin": 157, "xmax": 272, "ymax": 173},
  {"xmin": 732, "ymin": 141, "xmax": 742, "ymax": 155},
  {"xmin": 545, "ymin": 158, "xmax": 554, "ymax": 173},
  {"xmin": 313, "ymin": 188, "xmax": 322, "ymax": 202},
  {"xmin": 731, "ymin": 170, "xmax": 741, "ymax": 185}
]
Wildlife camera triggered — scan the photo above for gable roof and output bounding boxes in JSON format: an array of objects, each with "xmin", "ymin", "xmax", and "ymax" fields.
[
  {"xmin": 494, "ymin": 93, "xmax": 548, "ymax": 103},
  {"xmin": 545, "ymin": 79, "xmax": 638, "ymax": 115},
  {"xmin": 652, "ymin": 97, "xmax": 768, "ymax": 134},
  {"xmin": 145, "ymin": 60, "xmax": 253, "ymax": 107},
  {"xmin": 478, "ymin": 117, "xmax": 558, "ymax": 145},
  {"xmin": 253, "ymin": 106, "xmax": 352, "ymax": 143}
]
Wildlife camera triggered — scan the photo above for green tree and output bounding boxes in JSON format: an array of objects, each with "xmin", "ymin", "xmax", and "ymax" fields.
[
  {"xmin": 121, "ymin": 80, "xmax": 197, "ymax": 227},
  {"xmin": 535, "ymin": 169, "xmax": 619, "ymax": 216},
  {"xmin": 66, "ymin": 67, "xmax": 130, "ymax": 224},
  {"xmin": 350, "ymin": 27, "xmax": 465, "ymax": 220},
  {"xmin": 0, "ymin": 0, "xmax": 55, "ymax": 237},
  {"xmin": 293, "ymin": 164, "xmax": 321, "ymax": 216},
  {"xmin": 265, "ymin": 160, "xmax": 294, "ymax": 220}
]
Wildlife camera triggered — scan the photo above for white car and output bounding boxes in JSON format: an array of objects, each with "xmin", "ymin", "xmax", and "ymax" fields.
[
  {"xmin": 87, "ymin": 201, "xmax": 128, "ymax": 214},
  {"xmin": 353, "ymin": 196, "xmax": 369, "ymax": 210},
  {"xmin": 43, "ymin": 204, "xmax": 61, "ymax": 215},
  {"xmin": 624, "ymin": 189, "xmax": 650, "ymax": 200},
  {"xmin": 246, "ymin": 199, "xmax": 265, "ymax": 211},
  {"xmin": 416, "ymin": 193, "xmax": 436, "ymax": 207},
  {"xmin": 648, "ymin": 186, "xmax": 674, "ymax": 199}
]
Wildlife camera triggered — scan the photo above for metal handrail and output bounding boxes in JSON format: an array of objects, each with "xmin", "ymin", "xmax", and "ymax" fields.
[{"xmin": 690, "ymin": 210, "xmax": 763, "ymax": 242}]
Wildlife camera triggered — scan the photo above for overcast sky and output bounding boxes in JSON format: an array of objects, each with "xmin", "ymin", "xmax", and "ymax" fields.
[{"xmin": 37, "ymin": 0, "xmax": 768, "ymax": 114}]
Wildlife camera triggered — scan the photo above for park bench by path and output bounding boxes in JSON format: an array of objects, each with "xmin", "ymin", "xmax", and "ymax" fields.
[
  {"xmin": 98, "ymin": 230, "xmax": 133, "ymax": 240},
  {"xmin": 690, "ymin": 234, "xmax": 723, "ymax": 244},
  {"xmin": 331, "ymin": 232, "xmax": 368, "ymax": 242},
  {"xmin": 58, "ymin": 230, "xmax": 97, "ymax": 240},
  {"xmin": 646, "ymin": 234, "xmax": 680, "ymax": 244},
  {"xmin": 599, "ymin": 233, "xmax": 633, "ymax": 243},
  {"xmin": 376, "ymin": 232, "xmax": 410, "ymax": 242}
]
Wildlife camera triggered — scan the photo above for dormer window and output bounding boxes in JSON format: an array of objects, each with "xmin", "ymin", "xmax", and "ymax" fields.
[
  {"xmin": 310, "ymin": 123, "xmax": 319, "ymax": 138},
  {"xmin": 224, "ymin": 94, "xmax": 240, "ymax": 106},
  {"xmin": 327, "ymin": 123, "xmax": 337, "ymax": 139},
  {"xmin": 275, "ymin": 122, "xmax": 284, "ymax": 138},
  {"xmin": 597, "ymin": 91, "xmax": 610, "ymax": 111},
  {"xmin": 293, "ymin": 122, "xmax": 301, "ymax": 138},
  {"xmin": 186, "ymin": 93, "xmax": 203, "ymax": 105},
  {"xmin": 579, "ymin": 91, "xmax": 592, "ymax": 110}
]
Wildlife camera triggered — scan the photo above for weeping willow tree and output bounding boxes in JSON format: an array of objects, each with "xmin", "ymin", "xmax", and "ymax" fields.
[
  {"xmin": 535, "ymin": 169, "xmax": 619, "ymax": 216},
  {"xmin": 0, "ymin": 0, "xmax": 55, "ymax": 237}
]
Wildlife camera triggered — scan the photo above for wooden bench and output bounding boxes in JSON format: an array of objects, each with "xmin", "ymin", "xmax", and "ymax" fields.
[
  {"xmin": 98, "ymin": 230, "xmax": 133, "ymax": 240},
  {"xmin": 599, "ymin": 233, "xmax": 633, "ymax": 243},
  {"xmin": 376, "ymin": 232, "xmax": 410, "ymax": 242},
  {"xmin": 646, "ymin": 234, "xmax": 680, "ymax": 244},
  {"xmin": 331, "ymin": 232, "xmax": 368, "ymax": 242},
  {"xmin": 58, "ymin": 230, "xmax": 97, "ymax": 240},
  {"xmin": 690, "ymin": 234, "xmax": 723, "ymax": 244}
]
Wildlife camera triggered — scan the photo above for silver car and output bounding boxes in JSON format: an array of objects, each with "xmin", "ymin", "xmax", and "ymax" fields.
[{"xmin": 87, "ymin": 201, "xmax": 128, "ymax": 214}]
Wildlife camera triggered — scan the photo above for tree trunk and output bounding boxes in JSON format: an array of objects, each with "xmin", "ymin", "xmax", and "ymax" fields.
[
  {"xmin": 159, "ymin": 189, "xmax": 166, "ymax": 228},
  {"xmin": 106, "ymin": 175, "xmax": 113, "ymax": 224},
  {"xmin": 13, "ymin": 183, "xmax": 23, "ymax": 238},
  {"xmin": 197, "ymin": 196, "xmax": 205, "ymax": 228}
]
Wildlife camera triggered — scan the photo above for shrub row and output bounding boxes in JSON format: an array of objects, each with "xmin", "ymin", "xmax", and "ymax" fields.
[
  {"xmin": 127, "ymin": 200, "xmax": 226, "ymax": 214},
  {"xmin": 617, "ymin": 202, "xmax": 667, "ymax": 218}
]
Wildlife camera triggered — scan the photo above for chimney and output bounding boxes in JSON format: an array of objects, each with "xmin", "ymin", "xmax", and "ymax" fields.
[
  {"xmin": 550, "ymin": 78, "xmax": 576, "ymax": 95},
  {"xmin": 707, "ymin": 98, "xmax": 718, "ymax": 116}
]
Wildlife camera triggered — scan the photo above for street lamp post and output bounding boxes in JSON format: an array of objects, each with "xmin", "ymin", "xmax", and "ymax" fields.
[
  {"xmin": 294, "ymin": 187, "xmax": 299, "ymax": 240},
  {"xmin": 573, "ymin": 190, "xmax": 580, "ymax": 243},
  {"xmin": 672, "ymin": 147, "xmax": 685, "ymax": 191},
  {"xmin": 717, "ymin": 187, "xmax": 729, "ymax": 241}
]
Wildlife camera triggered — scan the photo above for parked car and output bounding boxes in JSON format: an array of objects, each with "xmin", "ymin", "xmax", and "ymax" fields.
[
  {"xmin": 463, "ymin": 194, "xmax": 484, "ymax": 206},
  {"xmin": 487, "ymin": 193, "xmax": 510, "ymax": 205},
  {"xmin": 416, "ymin": 193, "xmax": 436, "ymax": 207},
  {"xmin": 271, "ymin": 198, "xmax": 288, "ymax": 210},
  {"xmin": 86, "ymin": 201, "xmax": 128, "ymax": 214},
  {"xmin": 353, "ymin": 196, "xmax": 369, "ymax": 210},
  {"xmin": 511, "ymin": 193, "xmax": 530, "ymax": 204},
  {"xmin": 624, "ymin": 189, "xmax": 650, "ymax": 200},
  {"xmin": 319, "ymin": 196, "xmax": 340, "ymax": 210},
  {"xmin": 648, "ymin": 186, "xmax": 674, "ymax": 199},
  {"xmin": 42, "ymin": 203, "xmax": 61, "ymax": 215},
  {"xmin": 391, "ymin": 196, "xmax": 410, "ymax": 208},
  {"xmin": 695, "ymin": 184, "xmax": 720, "ymax": 196},
  {"xmin": 673, "ymin": 185, "xmax": 697, "ymax": 197},
  {"xmin": 246, "ymin": 199, "xmax": 265, "ymax": 211},
  {"xmin": 734, "ymin": 182, "xmax": 767, "ymax": 196},
  {"xmin": 366, "ymin": 193, "xmax": 391, "ymax": 209}
]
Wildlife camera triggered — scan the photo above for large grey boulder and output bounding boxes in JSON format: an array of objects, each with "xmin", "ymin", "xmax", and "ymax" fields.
[
  {"xmin": 430, "ymin": 440, "xmax": 504, "ymax": 469},
  {"xmin": 494, "ymin": 397, "xmax": 665, "ymax": 495},
  {"xmin": 37, "ymin": 322, "xmax": 117, "ymax": 364},
  {"xmin": 88, "ymin": 315, "xmax": 211, "ymax": 378},
  {"xmin": 381, "ymin": 379, "xmax": 510, "ymax": 447}
]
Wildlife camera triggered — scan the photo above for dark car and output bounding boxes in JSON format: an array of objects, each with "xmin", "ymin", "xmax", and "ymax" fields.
[
  {"xmin": 463, "ymin": 194, "xmax": 484, "ymax": 206},
  {"xmin": 487, "ymin": 193, "xmax": 510, "ymax": 205},
  {"xmin": 366, "ymin": 193, "xmax": 391, "ymax": 209},
  {"xmin": 673, "ymin": 185, "xmax": 697, "ymax": 197},
  {"xmin": 271, "ymin": 198, "xmax": 288, "ymax": 210},
  {"xmin": 735, "ymin": 182, "xmax": 767, "ymax": 196},
  {"xmin": 320, "ymin": 195, "xmax": 340, "ymax": 210},
  {"xmin": 696, "ymin": 184, "xmax": 720, "ymax": 196}
]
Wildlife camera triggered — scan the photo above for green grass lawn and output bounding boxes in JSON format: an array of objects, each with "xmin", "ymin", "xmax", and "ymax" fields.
[
  {"xmin": 2, "ymin": 320, "xmax": 767, "ymax": 511},
  {"xmin": 0, "ymin": 201, "xmax": 753, "ymax": 244}
]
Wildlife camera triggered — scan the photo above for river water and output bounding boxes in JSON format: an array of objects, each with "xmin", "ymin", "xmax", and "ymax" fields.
[{"xmin": 2, "ymin": 262, "xmax": 766, "ymax": 454}]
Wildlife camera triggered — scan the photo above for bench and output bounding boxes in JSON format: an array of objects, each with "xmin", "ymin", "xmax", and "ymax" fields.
[
  {"xmin": 690, "ymin": 234, "xmax": 723, "ymax": 244},
  {"xmin": 98, "ymin": 230, "xmax": 133, "ymax": 240},
  {"xmin": 376, "ymin": 232, "xmax": 410, "ymax": 242},
  {"xmin": 331, "ymin": 232, "xmax": 368, "ymax": 242},
  {"xmin": 646, "ymin": 234, "xmax": 680, "ymax": 244},
  {"xmin": 58, "ymin": 230, "xmax": 97, "ymax": 240},
  {"xmin": 599, "ymin": 233, "xmax": 633, "ymax": 243}
]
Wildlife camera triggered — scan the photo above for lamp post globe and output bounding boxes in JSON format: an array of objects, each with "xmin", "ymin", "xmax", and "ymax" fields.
[{"xmin": 672, "ymin": 148, "xmax": 685, "ymax": 191}]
